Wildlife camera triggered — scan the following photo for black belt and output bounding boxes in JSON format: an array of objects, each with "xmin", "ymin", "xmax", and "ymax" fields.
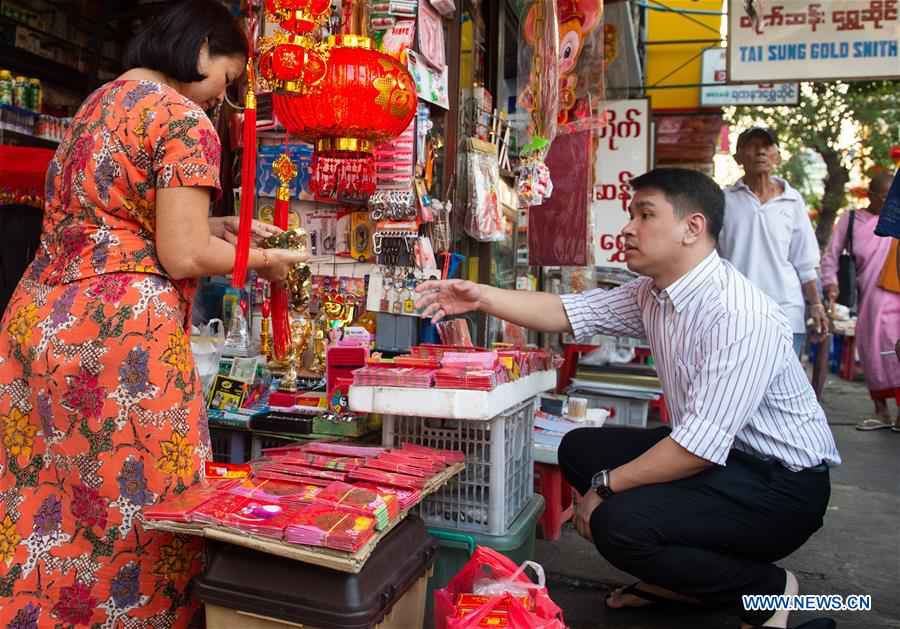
[{"xmin": 730, "ymin": 449, "xmax": 828, "ymax": 474}]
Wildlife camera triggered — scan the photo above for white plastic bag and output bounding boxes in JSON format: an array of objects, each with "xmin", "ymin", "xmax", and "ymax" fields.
[
  {"xmin": 472, "ymin": 560, "xmax": 546, "ymax": 598},
  {"xmin": 191, "ymin": 318, "xmax": 224, "ymax": 395}
]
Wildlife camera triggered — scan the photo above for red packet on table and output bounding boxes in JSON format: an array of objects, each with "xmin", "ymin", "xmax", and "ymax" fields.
[
  {"xmin": 378, "ymin": 451, "xmax": 446, "ymax": 473},
  {"xmin": 400, "ymin": 443, "xmax": 466, "ymax": 464},
  {"xmin": 254, "ymin": 469, "xmax": 334, "ymax": 487},
  {"xmin": 190, "ymin": 493, "xmax": 253, "ymax": 526},
  {"xmin": 365, "ymin": 457, "xmax": 431, "ymax": 478},
  {"xmin": 354, "ymin": 482, "xmax": 422, "ymax": 511},
  {"xmin": 255, "ymin": 462, "xmax": 348, "ymax": 482},
  {"xmin": 223, "ymin": 500, "xmax": 304, "ymax": 540},
  {"xmin": 284, "ymin": 505, "xmax": 377, "ymax": 552},
  {"xmin": 143, "ymin": 481, "xmax": 233, "ymax": 523},
  {"xmin": 272, "ymin": 453, "xmax": 366, "ymax": 472},
  {"xmin": 226, "ymin": 478, "xmax": 323, "ymax": 505},
  {"xmin": 315, "ymin": 481, "xmax": 400, "ymax": 522},
  {"xmin": 347, "ymin": 467, "xmax": 427, "ymax": 490}
]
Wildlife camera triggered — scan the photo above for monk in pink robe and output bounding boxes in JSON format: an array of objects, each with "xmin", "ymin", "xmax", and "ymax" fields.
[{"xmin": 822, "ymin": 173, "xmax": 900, "ymax": 428}]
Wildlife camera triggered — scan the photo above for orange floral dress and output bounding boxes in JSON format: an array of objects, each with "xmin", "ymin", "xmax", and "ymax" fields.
[{"xmin": 0, "ymin": 80, "xmax": 221, "ymax": 628}]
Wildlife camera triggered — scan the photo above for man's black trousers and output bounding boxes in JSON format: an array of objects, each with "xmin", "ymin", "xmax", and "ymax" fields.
[{"xmin": 558, "ymin": 426, "xmax": 831, "ymax": 625}]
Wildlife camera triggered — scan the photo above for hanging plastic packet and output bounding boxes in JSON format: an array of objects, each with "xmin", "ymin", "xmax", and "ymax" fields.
[{"xmin": 465, "ymin": 139, "xmax": 505, "ymax": 242}]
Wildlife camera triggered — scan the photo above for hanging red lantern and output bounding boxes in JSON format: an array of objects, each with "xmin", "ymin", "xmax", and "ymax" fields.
[
  {"xmin": 272, "ymin": 35, "xmax": 416, "ymax": 147},
  {"xmin": 266, "ymin": 34, "xmax": 417, "ymax": 198},
  {"xmin": 265, "ymin": 0, "xmax": 331, "ymax": 35}
]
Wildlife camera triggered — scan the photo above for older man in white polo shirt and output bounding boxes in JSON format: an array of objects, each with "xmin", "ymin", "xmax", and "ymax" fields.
[{"xmin": 718, "ymin": 127, "xmax": 828, "ymax": 357}]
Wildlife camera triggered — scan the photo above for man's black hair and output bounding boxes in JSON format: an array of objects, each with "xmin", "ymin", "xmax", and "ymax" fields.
[
  {"xmin": 630, "ymin": 168, "xmax": 725, "ymax": 241},
  {"xmin": 124, "ymin": 0, "xmax": 248, "ymax": 84}
]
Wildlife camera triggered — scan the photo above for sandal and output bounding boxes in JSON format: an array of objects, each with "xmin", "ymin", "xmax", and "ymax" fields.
[
  {"xmin": 748, "ymin": 619, "xmax": 836, "ymax": 629},
  {"xmin": 605, "ymin": 581, "xmax": 701, "ymax": 609},
  {"xmin": 855, "ymin": 418, "xmax": 892, "ymax": 431}
]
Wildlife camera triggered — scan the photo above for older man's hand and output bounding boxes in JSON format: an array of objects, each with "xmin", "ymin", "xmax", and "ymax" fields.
[{"xmin": 573, "ymin": 490, "xmax": 603, "ymax": 543}]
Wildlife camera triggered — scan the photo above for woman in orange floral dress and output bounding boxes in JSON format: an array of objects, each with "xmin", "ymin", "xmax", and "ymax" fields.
[{"xmin": 0, "ymin": 2, "xmax": 305, "ymax": 627}]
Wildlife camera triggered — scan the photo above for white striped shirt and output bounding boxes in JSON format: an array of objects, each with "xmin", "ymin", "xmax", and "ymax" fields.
[{"xmin": 561, "ymin": 250, "xmax": 841, "ymax": 471}]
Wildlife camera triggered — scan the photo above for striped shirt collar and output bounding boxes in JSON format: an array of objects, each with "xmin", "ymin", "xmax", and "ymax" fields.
[{"xmin": 651, "ymin": 250, "xmax": 720, "ymax": 314}]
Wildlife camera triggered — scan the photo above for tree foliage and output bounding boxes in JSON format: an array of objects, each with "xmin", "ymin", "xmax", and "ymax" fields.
[{"xmin": 726, "ymin": 80, "xmax": 900, "ymax": 249}]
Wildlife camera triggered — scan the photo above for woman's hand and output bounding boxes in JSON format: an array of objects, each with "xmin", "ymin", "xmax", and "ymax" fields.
[
  {"xmin": 256, "ymin": 248, "xmax": 308, "ymax": 283},
  {"xmin": 211, "ymin": 217, "xmax": 283, "ymax": 247},
  {"xmin": 414, "ymin": 279, "xmax": 484, "ymax": 323}
]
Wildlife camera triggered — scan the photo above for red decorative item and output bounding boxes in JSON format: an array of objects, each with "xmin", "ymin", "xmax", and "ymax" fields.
[
  {"xmin": 258, "ymin": 34, "xmax": 416, "ymax": 200},
  {"xmin": 232, "ymin": 13, "xmax": 260, "ymax": 292},
  {"xmin": 265, "ymin": 0, "xmax": 331, "ymax": 34},
  {"xmin": 273, "ymin": 36, "xmax": 417, "ymax": 148},
  {"xmin": 270, "ymin": 153, "xmax": 298, "ymax": 362},
  {"xmin": 890, "ymin": 145, "xmax": 900, "ymax": 168}
]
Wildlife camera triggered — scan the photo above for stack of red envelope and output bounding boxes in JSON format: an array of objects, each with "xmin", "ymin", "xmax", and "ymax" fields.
[
  {"xmin": 225, "ymin": 478, "xmax": 322, "ymax": 505},
  {"xmin": 143, "ymin": 481, "xmax": 233, "ymax": 523},
  {"xmin": 432, "ymin": 368, "xmax": 500, "ymax": 391},
  {"xmin": 401, "ymin": 443, "xmax": 466, "ymax": 465},
  {"xmin": 352, "ymin": 366, "xmax": 437, "ymax": 388},
  {"xmin": 353, "ymin": 482, "xmax": 421, "ymax": 512},
  {"xmin": 253, "ymin": 460, "xmax": 348, "ymax": 483},
  {"xmin": 223, "ymin": 500, "xmax": 305, "ymax": 540},
  {"xmin": 284, "ymin": 505, "xmax": 377, "ymax": 552},
  {"xmin": 269, "ymin": 452, "xmax": 366, "ymax": 472},
  {"xmin": 314, "ymin": 481, "xmax": 399, "ymax": 530}
]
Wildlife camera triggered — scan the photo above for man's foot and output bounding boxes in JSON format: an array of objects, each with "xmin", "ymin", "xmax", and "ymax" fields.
[
  {"xmin": 606, "ymin": 581, "xmax": 702, "ymax": 609},
  {"xmin": 740, "ymin": 569, "xmax": 798, "ymax": 629}
]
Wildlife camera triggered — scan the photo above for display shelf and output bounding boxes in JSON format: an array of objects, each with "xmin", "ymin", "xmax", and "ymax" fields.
[
  {"xmin": 0, "ymin": 126, "xmax": 58, "ymax": 148},
  {"xmin": 142, "ymin": 461, "xmax": 465, "ymax": 574},
  {"xmin": 349, "ymin": 369, "xmax": 557, "ymax": 420},
  {"xmin": 0, "ymin": 43, "xmax": 91, "ymax": 94}
]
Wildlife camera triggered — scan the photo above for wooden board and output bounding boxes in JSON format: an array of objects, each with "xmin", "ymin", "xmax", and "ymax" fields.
[{"xmin": 141, "ymin": 462, "xmax": 465, "ymax": 573}]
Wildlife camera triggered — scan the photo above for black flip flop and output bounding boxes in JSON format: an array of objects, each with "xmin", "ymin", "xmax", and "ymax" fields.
[
  {"xmin": 605, "ymin": 581, "xmax": 702, "ymax": 609},
  {"xmin": 750, "ymin": 618, "xmax": 836, "ymax": 629}
]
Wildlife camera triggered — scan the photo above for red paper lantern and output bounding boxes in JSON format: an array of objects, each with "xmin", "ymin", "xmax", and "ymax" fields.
[
  {"xmin": 890, "ymin": 145, "xmax": 900, "ymax": 167},
  {"xmin": 272, "ymin": 35, "xmax": 417, "ymax": 149},
  {"xmin": 265, "ymin": 0, "xmax": 331, "ymax": 34}
]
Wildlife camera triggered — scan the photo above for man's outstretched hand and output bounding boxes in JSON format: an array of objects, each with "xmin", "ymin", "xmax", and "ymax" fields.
[{"xmin": 415, "ymin": 279, "xmax": 484, "ymax": 323}]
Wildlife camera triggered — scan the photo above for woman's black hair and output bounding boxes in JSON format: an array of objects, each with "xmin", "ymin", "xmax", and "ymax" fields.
[{"xmin": 124, "ymin": 0, "xmax": 248, "ymax": 83}]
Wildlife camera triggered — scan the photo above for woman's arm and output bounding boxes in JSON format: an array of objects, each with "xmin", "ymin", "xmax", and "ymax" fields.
[{"xmin": 156, "ymin": 187, "xmax": 302, "ymax": 280}]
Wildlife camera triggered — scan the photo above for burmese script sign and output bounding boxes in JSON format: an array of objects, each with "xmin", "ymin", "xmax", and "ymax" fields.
[
  {"xmin": 701, "ymin": 47, "xmax": 800, "ymax": 106},
  {"xmin": 728, "ymin": 0, "xmax": 900, "ymax": 82},
  {"xmin": 591, "ymin": 99, "xmax": 651, "ymax": 269}
]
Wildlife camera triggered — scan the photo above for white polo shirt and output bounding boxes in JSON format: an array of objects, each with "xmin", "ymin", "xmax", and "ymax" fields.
[{"xmin": 718, "ymin": 177, "xmax": 820, "ymax": 334}]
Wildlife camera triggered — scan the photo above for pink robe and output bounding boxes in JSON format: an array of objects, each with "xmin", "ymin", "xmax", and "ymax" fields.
[{"xmin": 821, "ymin": 210, "xmax": 900, "ymax": 392}]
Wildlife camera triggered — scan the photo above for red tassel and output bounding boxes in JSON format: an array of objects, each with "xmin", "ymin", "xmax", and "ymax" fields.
[
  {"xmin": 270, "ymin": 188, "xmax": 292, "ymax": 362},
  {"xmin": 231, "ymin": 68, "xmax": 258, "ymax": 289}
]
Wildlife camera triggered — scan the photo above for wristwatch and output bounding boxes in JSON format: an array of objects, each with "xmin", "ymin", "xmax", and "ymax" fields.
[{"xmin": 590, "ymin": 469, "xmax": 615, "ymax": 499}]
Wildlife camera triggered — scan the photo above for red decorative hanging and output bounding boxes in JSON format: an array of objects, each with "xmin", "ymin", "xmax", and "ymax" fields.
[
  {"xmin": 265, "ymin": 0, "xmax": 331, "ymax": 34},
  {"xmin": 231, "ymin": 61, "xmax": 258, "ymax": 289},
  {"xmin": 270, "ymin": 153, "xmax": 298, "ymax": 362},
  {"xmin": 271, "ymin": 36, "xmax": 416, "ymax": 148}
]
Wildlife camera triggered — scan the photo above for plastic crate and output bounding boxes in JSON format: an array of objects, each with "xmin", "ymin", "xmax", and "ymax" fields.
[
  {"xmin": 382, "ymin": 399, "xmax": 535, "ymax": 535},
  {"xmin": 424, "ymin": 495, "xmax": 544, "ymax": 629}
]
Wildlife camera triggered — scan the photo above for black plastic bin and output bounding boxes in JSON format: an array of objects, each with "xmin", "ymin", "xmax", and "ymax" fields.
[{"xmin": 195, "ymin": 515, "xmax": 437, "ymax": 629}]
